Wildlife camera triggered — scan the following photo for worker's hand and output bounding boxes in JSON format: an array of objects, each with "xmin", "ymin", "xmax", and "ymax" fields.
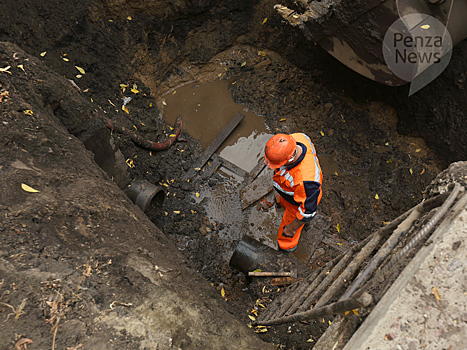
[
  {"xmin": 282, "ymin": 224, "xmax": 296, "ymax": 238},
  {"xmin": 274, "ymin": 193, "xmax": 282, "ymax": 209}
]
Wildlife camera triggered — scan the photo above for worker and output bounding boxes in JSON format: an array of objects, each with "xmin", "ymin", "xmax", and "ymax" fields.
[{"xmin": 264, "ymin": 133, "xmax": 323, "ymax": 252}]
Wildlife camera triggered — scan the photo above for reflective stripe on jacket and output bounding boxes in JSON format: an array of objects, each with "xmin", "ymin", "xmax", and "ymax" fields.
[{"xmin": 272, "ymin": 133, "xmax": 322, "ymax": 222}]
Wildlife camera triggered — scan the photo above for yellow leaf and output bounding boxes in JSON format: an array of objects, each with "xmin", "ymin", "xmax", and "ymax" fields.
[
  {"xmin": 258, "ymin": 50, "xmax": 266, "ymax": 56},
  {"xmin": 194, "ymin": 167, "xmax": 201, "ymax": 171},
  {"xmin": 262, "ymin": 18, "xmax": 268, "ymax": 24},
  {"xmin": 421, "ymin": 24, "xmax": 430, "ymax": 29},
  {"xmin": 131, "ymin": 88, "xmax": 139, "ymax": 94},
  {"xmin": 108, "ymin": 100, "xmax": 115, "ymax": 106},
  {"xmin": 127, "ymin": 16, "xmax": 132, "ymax": 20},
  {"xmin": 17, "ymin": 65, "xmax": 25, "ymax": 73},
  {"xmin": 345, "ymin": 311, "xmax": 350, "ymax": 316},
  {"xmin": 253, "ymin": 269, "xmax": 262, "ymax": 273},
  {"xmin": 169, "ymin": 134, "xmax": 176, "ymax": 137},
  {"xmin": 75, "ymin": 66, "xmax": 85, "ymax": 74},
  {"xmin": 432, "ymin": 286, "xmax": 442, "ymax": 300},
  {"xmin": 337, "ymin": 243, "xmax": 342, "ymax": 246},
  {"xmin": 76, "ymin": 75, "xmax": 82, "ymax": 79},
  {"xmin": 248, "ymin": 315, "xmax": 256, "ymax": 321},
  {"xmin": 247, "ymin": 324, "xmax": 253, "ymax": 328},
  {"xmin": 307, "ymin": 338, "xmax": 314, "ymax": 343},
  {"xmin": 191, "ymin": 210, "xmax": 196, "ymax": 214},
  {"xmin": 125, "ymin": 159, "xmax": 135, "ymax": 168},
  {"xmin": 221, "ymin": 288, "xmax": 226, "ymax": 298},
  {"xmin": 122, "ymin": 105, "xmax": 129, "ymax": 114},
  {"xmin": 385, "ymin": 142, "xmax": 389, "ymax": 146},
  {"xmin": 232, "ymin": 81, "xmax": 237, "ymax": 85},
  {"xmin": 174, "ymin": 211, "xmax": 180, "ymax": 214},
  {"xmin": 241, "ymin": 62, "xmax": 246, "ymax": 67},
  {"xmin": 256, "ymin": 328, "xmax": 268, "ymax": 333},
  {"xmin": 256, "ymin": 325, "xmax": 266, "ymax": 329},
  {"xmin": 172, "ymin": 90, "xmax": 177, "ymax": 95},
  {"xmin": 258, "ymin": 304, "xmax": 265, "ymax": 308},
  {"xmin": 352, "ymin": 309, "xmax": 359, "ymax": 315},
  {"xmin": 420, "ymin": 168, "xmax": 425, "ymax": 175},
  {"xmin": 90, "ymin": 98, "xmax": 93, "ymax": 102},
  {"xmin": 162, "ymin": 100, "xmax": 167, "ymax": 106},
  {"xmin": 262, "ymin": 286, "xmax": 266, "ymax": 294},
  {"xmin": 415, "ymin": 149, "xmax": 421, "ymax": 152},
  {"xmin": 329, "ymin": 320, "xmax": 332, "ymax": 325},
  {"xmin": 279, "ymin": 118, "xmax": 286, "ymax": 122},
  {"xmin": 251, "ymin": 309, "xmax": 258, "ymax": 316},
  {"xmin": 320, "ymin": 131, "xmax": 324, "ymax": 136},
  {"xmin": 133, "ymin": 84, "xmax": 137, "ymax": 90},
  {"xmin": 409, "ymin": 168, "xmax": 413, "ymax": 174},
  {"xmin": 21, "ymin": 183, "xmax": 40, "ymax": 193},
  {"xmin": 40, "ymin": 52, "xmax": 47, "ymax": 57},
  {"xmin": 162, "ymin": 183, "xmax": 169, "ymax": 187},
  {"xmin": 62, "ymin": 57, "xmax": 69, "ymax": 62},
  {"xmin": 196, "ymin": 192, "xmax": 200, "ymax": 198},
  {"xmin": 149, "ymin": 103, "xmax": 153, "ymax": 107},
  {"xmin": 24, "ymin": 110, "xmax": 33, "ymax": 116},
  {"xmin": 375, "ymin": 194, "xmax": 379, "ymax": 200},
  {"xmin": 336, "ymin": 223, "xmax": 341, "ymax": 234},
  {"xmin": 218, "ymin": 73, "xmax": 222, "ymax": 78}
]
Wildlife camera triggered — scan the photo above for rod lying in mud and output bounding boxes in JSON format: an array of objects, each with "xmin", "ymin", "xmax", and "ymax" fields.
[
  {"xmin": 254, "ymin": 292, "xmax": 372, "ymax": 326},
  {"xmin": 101, "ymin": 114, "xmax": 183, "ymax": 151}
]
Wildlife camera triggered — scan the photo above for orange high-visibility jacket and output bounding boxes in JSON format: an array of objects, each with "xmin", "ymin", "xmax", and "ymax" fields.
[{"xmin": 273, "ymin": 133, "xmax": 323, "ymax": 222}]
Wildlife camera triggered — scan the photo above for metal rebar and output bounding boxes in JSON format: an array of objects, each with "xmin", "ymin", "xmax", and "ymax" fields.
[{"xmin": 255, "ymin": 292, "xmax": 372, "ymax": 327}]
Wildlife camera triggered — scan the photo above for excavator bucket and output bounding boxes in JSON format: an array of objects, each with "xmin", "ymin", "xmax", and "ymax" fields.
[{"xmin": 275, "ymin": 0, "xmax": 467, "ymax": 86}]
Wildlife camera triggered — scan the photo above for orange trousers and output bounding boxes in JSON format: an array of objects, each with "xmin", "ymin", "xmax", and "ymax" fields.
[{"xmin": 277, "ymin": 197, "xmax": 305, "ymax": 251}]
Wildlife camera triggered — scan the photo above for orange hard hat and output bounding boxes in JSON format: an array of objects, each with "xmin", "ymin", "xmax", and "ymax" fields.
[{"xmin": 264, "ymin": 134, "xmax": 297, "ymax": 169}]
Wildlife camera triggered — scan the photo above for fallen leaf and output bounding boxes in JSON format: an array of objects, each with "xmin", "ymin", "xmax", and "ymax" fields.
[
  {"xmin": 131, "ymin": 88, "xmax": 139, "ymax": 94},
  {"xmin": 415, "ymin": 149, "xmax": 421, "ymax": 152},
  {"xmin": 24, "ymin": 110, "xmax": 33, "ymax": 116},
  {"xmin": 432, "ymin": 286, "xmax": 442, "ymax": 300},
  {"xmin": 248, "ymin": 315, "xmax": 256, "ymax": 321},
  {"xmin": 191, "ymin": 210, "xmax": 196, "ymax": 214},
  {"xmin": 173, "ymin": 211, "xmax": 180, "ymax": 214},
  {"xmin": 279, "ymin": 118, "xmax": 286, "ymax": 122},
  {"xmin": 420, "ymin": 168, "xmax": 425, "ymax": 175},
  {"xmin": 251, "ymin": 309, "xmax": 258, "ymax": 316},
  {"xmin": 125, "ymin": 159, "xmax": 135, "ymax": 168},
  {"xmin": 336, "ymin": 223, "xmax": 341, "ymax": 234},
  {"xmin": 172, "ymin": 90, "xmax": 177, "ymax": 95},
  {"xmin": 62, "ymin": 57, "xmax": 69, "ymax": 62},
  {"xmin": 241, "ymin": 62, "xmax": 246, "ymax": 67},
  {"xmin": 320, "ymin": 130, "xmax": 324, "ymax": 136},
  {"xmin": 75, "ymin": 66, "xmax": 85, "ymax": 74},
  {"xmin": 385, "ymin": 142, "xmax": 389, "ymax": 146},
  {"xmin": 21, "ymin": 183, "xmax": 40, "ymax": 193},
  {"xmin": 375, "ymin": 194, "xmax": 379, "ymax": 200},
  {"xmin": 108, "ymin": 99, "xmax": 115, "ymax": 106},
  {"xmin": 232, "ymin": 81, "xmax": 237, "ymax": 84},
  {"xmin": 149, "ymin": 102, "xmax": 153, "ymax": 107},
  {"xmin": 329, "ymin": 320, "xmax": 332, "ymax": 325},
  {"xmin": 40, "ymin": 52, "xmax": 47, "ymax": 57},
  {"xmin": 307, "ymin": 338, "xmax": 314, "ymax": 343},
  {"xmin": 221, "ymin": 288, "xmax": 226, "ymax": 297},
  {"xmin": 409, "ymin": 168, "xmax": 413, "ymax": 174},
  {"xmin": 169, "ymin": 134, "xmax": 176, "ymax": 137},
  {"xmin": 90, "ymin": 98, "xmax": 93, "ymax": 102},
  {"xmin": 218, "ymin": 73, "xmax": 222, "ymax": 78},
  {"xmin": 262, "ymin": 286, "xmax": 266, "ymax": 294},
  {"xmin": 76, "ymin": 75, "xmax": 82, "ymax": 79},
  {"xmin": 0, "ymin": 66, "xmax": 11, "ymax": 72},
  {"xmin": 421, "ymin": 24, "xmax": 430, "ymax": 29},
  {"xmin": 258, "ymin": 50, "xmax": 266, "ymax": 56},
  {"xmin": 352, "ymin": 309, "xmax": 359, "ymax": 315},
  {"xmin": 122, "ymin": 105, "xmax": 129, "ymax": 114},
  {"xmin": 17, "ymin": 65, "xmax": 25, "ymax": 73},
  {"xmin": 262, "ymin": 18, "xmax": 268, "ymax": 24},
  {"xmin": 337, "ymin": 243, "xmax": 342, "ymax": 246},
  {"xmin": 162, "ymin": 100, "xmax": 167, "ymax": 106},
  {"xmin": 255, "ymin": 328, "xmax": 268, "ymax": 333},
  {"xmin": 127, "ymin": 16, "xmax": 132, "ymax": 20},
  {"xmin": 196, "ymin": 192, "xmax": 200, "ymax": 198},
  {"xmin": 194, "ymin": 167, "xmax": 201, "ymax": 171},
  {"xmin": 258, "ymin": 304, "xmax": 265, "ymax": 308}
]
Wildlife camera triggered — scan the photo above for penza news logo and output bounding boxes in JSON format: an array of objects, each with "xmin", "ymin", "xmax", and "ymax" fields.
[{"xmin": 383, "ymin": 14, "xmax": 453, "ymax": 96}]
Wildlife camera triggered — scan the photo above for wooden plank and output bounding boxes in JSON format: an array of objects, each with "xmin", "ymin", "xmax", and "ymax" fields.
[
  {"xmin": 236, "ymin": 160, "xmax": 267, "ymax": 192},
  {"xmin": 198, "ymin": 156, "xmax": 222, "ymax": 181},
  {"xmin": 240, "ymin": 171, "xmax": 273, "ymax": 210},
  {"xmin": 215, "ymin": 155, "xmax": 247, "ymax": 178},
  {"xmin": 183, "ymin": 112, "xmax": 244, "ymax": 180}
]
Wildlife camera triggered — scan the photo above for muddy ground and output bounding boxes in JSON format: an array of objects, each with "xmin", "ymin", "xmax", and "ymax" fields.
[{"xmin": 1, "ymin": 0, "xmax": 466, "ymax": 349}]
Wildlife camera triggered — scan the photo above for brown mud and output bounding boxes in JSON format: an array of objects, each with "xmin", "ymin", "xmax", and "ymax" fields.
[{"xmin": 0, "ymin": 0, "xmax": 466, "ymax": 349}]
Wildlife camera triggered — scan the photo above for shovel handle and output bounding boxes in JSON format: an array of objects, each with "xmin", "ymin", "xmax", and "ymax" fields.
[{"xmin": 248, "ymin": 271, "xmax": 292, "ymax": 277}]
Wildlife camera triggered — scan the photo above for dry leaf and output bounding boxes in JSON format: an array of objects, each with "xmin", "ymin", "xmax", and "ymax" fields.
[
  {"xmin": 131, "ymin": 88, "xmax": 139, "ymax": 94},
  {"xmin": 221, "ymin": 288, "xmax": 225, "ymax": 297},
  {"xmin": 62, "ymin": 57, "xmax": 69, "ymax": 62},
  {"xmin": 76, "ymin": 75, "xmax": 82, "ymax": 79},
  {"xmin": 21, "ymin": 183, "xmax": 40, "ymax": 193},
  {"xmin": 409, "ymin": 168, "xmax": 413, "ymax": 174},
  {"xmin": 420, "ymin": 168, "xmax": 425, "ymax": 175},
  {"xmin": 375, "ymin": 194, "xmax": 379, "ymax": 200},
  {"xmin": 108, "ymin": 99, "xmax": 115, "ymax": 106},
  {"xmin": 173, "ymin": 211, "xmax": 180, "ymax": 214},
  {"xmin": 432, "ymin": 286, "xmax": 442, "ymax": 300},
  {"xmin": 320, "ymin": 131, "xmax": 324, "ymax": 136},
  {"xmin": 262, "ymin": 18, "xmax": 268, "ymax": 24},
  {"xmin": 248, "ymin": 315, "xmax": 256, "ymax": 321},
  {"xmin": 218, "ymin": 73, "xmax": 222, "ymax": 78},
  {"xmin": 415, "ymin": 149, "xmax": 421, "ymax": 152},
  {"xmin": 169, "ymin": 134, "xmax": 176, "ymax": 137},
  {"xmin": 127, "ymin": 16, "xmax": 132, "ymax": 20},
  {"xmin": 196, "ymin": 192, "xmax": 200, "ymax": 198},
  {"xmin": 17, "ymin": 65, "xmax": 25, "ymax": 73},
  {"xmin": 241, "ymin": 62, "xmax": 246, "ymax": 67},
  {"xmin": 336, "ymin": 223, "xmax": 341, "ymax": 234},
  {"xmin": 279, "ymin": 118, "xmax": 286, "ymax": 122},
  {"xmin": 262, "ymin": 286, "xmax": 266, "ymax": 294},
  {"xmin": 421, "ymin": 24, "xmax": 430, "ymax": 29},
  {"xmin": 0, "ymin": 66, "xmax": 11, "ymax": 72},
  {"xmin": 352, "ymin": 309, "xmax": 359, "ymax": 315},
  {"xmin": 75, "ymin": 66, "xmax": 85, "ymax": 74},
  {"xmin": 258, "ymin": 303, "xmax": 265, "ymax": 308},
  {"xmin": 40, "ymin": 52, "xmax": 47, "ymax": 57},
  {"xmin": 15, "ymin": 338, "xmax": 33, "ymax": 350},
  {"xmin": 122, "ymin": 105, "xmax": 129, "ymax": 114},
  {"xmin": 24, "ymin": 110, "xmax": 33, "ymax": 115},
  {"xmin": 256, "ymin": 328, "xmax": 268, "ymax": 333},
  {"xmin": 162, "ymin": 100, "xmax": 167, "ymax": 106},
  {"xmin": 334, "ymin": 171, "xmax": 338, "ymax": 176}
]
